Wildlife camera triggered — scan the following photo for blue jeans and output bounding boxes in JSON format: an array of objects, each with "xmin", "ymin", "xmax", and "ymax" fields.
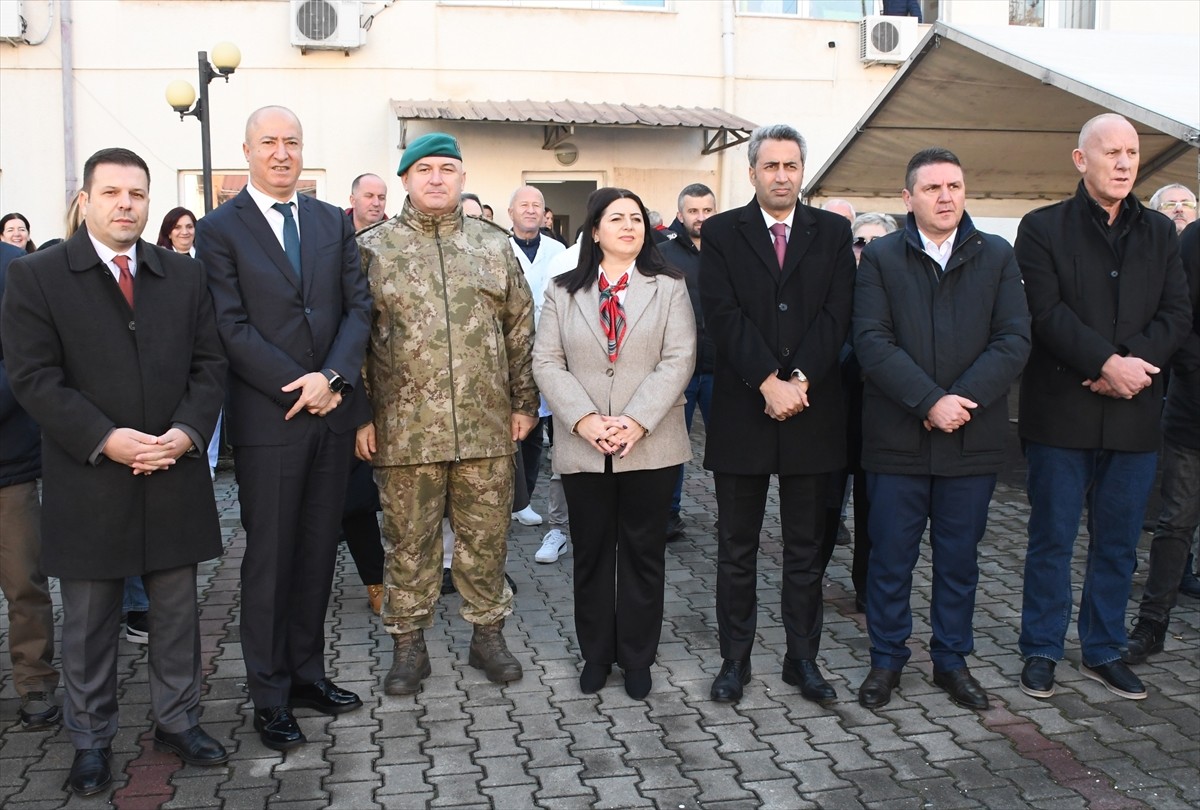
[
  {"xmin": 1019, "ymin": 442, "xmax": 1157, "ymax": 667},
  {"xmin": 122, "ymin": 575, "xmax": 148, "ymax": 614},
  {"xmin": 671, "ymin": 372, "xmax": 713, "ymax": 514},
  {"xmin": 865, "ymin": 473, "xmax": 995, "ymax": 672},
  {"xmin": 1137, "ymin": 440, "xmax": 1200, "ymax": 623}
]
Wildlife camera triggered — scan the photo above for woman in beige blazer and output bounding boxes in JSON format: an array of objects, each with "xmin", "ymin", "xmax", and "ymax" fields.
[{"xmin": 533, "ymin": 188, "xmax": 696, "ymax": 699}]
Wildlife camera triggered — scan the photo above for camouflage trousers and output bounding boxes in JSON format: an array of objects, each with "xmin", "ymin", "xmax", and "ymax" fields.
[{"xmin": 375, "ymin": 455, "xmax": 515, "ymax": 634}]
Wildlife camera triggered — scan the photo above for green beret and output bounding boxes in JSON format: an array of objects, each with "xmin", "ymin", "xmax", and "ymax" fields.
[{"xmin": 397, "ymin": 133, "xmax": 463, "ymax": 176}]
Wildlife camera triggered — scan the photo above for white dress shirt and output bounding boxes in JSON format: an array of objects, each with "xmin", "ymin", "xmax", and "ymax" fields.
[
  {"xmin": 919, "ymin": 228, "xmax": 957, "ymax": 272},
  {"xmin": 245, "ymin": 182, "xmax": 301, "ymax": 248},
  {"xmin": 88, "ymin": 231, "xmax": 137, "ymax": 283},
  {"xmin": 760, "ymin": 206, "xmax": 796, "ymax": 244}
]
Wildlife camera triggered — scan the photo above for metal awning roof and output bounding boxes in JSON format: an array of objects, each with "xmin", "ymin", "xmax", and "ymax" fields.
[
  {"xmin": 805, "ymin": 23, "xmax": 1200, "ymax": 203},
  {"xmin": 391, "ymin": 99, "xmax": 758, "ymax": 154}
]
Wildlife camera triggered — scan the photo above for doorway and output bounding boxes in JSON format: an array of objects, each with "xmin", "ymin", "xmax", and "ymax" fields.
[{"xmin": 526, "ymin": 173, "xmax": 605, "ymax": 246}]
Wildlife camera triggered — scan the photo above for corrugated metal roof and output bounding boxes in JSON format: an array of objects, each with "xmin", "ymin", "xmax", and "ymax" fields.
[{"xmin": 391, "ymin": 99, "xmax": 757, "ymax": 131}]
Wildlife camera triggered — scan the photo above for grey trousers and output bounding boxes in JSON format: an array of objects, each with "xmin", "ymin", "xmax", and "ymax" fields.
[
  {"xmin": 0, "ymin": 481, "xmax": 58, "ymax": 696},
  {"xmin": 60, "ymin": 565, "xmax": 202, "ymax": 748}
]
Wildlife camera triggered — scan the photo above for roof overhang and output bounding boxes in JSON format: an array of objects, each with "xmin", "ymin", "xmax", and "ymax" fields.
[
  {"xmin": 391, "ymin": 99, "xmax": 758, "ymax": 155},
  {"xmin": 805, "ymin": 23, "xmax": 1200, "ymax": 204}
]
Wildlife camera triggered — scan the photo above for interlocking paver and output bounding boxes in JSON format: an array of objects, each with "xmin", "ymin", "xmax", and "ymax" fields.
[{"xmin": 1, "ymin": 450, "xmax": 1197, "ymax": 809}]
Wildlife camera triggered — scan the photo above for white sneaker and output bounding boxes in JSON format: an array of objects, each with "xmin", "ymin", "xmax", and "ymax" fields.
[
  {"xmin": 512, "ymin": 505, "xmax": 543, "ymax": 526},
  {"xmin": 536, "ymin": 528, "xmax": 569, "ymax": 563}
]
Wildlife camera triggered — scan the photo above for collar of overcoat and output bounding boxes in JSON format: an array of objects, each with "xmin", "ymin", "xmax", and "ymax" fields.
[
  {"xmin": 734, "ymin": 197, "xmax": 818, "ymax": 285},
  {"xmin": 571, "ymin": 266, "xmax": 658, "ymax": 359}
]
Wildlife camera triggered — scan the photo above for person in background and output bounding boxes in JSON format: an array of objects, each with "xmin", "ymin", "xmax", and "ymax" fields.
[
  {"xmin": 461, "ymin": 193, "xmax": 484, "ymax": 218},
  {"xmin": 659, "ymin": 182, "xmax": 717, "ymax": 543},
  {"xmin": 821, "ymin": 199, "xmax": 856, "ymax": 223},
  {"xmin": 533, "ymin": 187, "xmax": 695, "ymax": 699},
  {"xmin": 0, "ymin": 239, "xmax": 61, "ymax": 732},
  {"xmin": 156, "ymin": 207, "xmax": 198, "ymax": 257},
  {"xmin": 1122, "ymin": 218, "xmax": 1200, "ymax": 663},
  {"xmin": 1147, "ymin": 183, "xmax": 1197, "ymax": 235},
  {"xmin": 1, "ymin": 213, "xmax": 36, "ymax": 253},
  {"xmin": 482, "ymin": 203, "xmax": 495, "ymax": 221},
  {"xmin": 346, "ymin": 173, "xmax": 389, "ymax": 233},
  {"xmin": 832, "ymin": 211, "xmax": 898, "ymax": 612}
]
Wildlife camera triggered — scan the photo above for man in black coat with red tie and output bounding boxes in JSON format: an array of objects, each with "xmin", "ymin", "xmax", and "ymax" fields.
[
  {"xmin": 700, "ymin": 124, "xmax": 855, "ymax": 705},
  {"xmin": 198, "ymin": 106, "xmax": 372, "ymax": 751}
]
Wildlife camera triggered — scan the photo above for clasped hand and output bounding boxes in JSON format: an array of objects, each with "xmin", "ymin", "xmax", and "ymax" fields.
[
  {"xmin": 283, "ymin": 372, "xmax": 342, "ymax": 420},
  {"xmin": 1083, "ymin": 354, "xmax": 1159, "ymax": 400},
  {"xmin": 924, "ymin": 394, "xmax": 977, "ymax": 433},
  {"xmin": 104, "ymin": 427, "xmax": 194, "ymax": 475},
  {"xmin": 761, "ymin": 374, "xmax": 809, "ymax": 421},
  {"xmin": 577, "ymin": 413, "xmax": 646, "ymax": 459}
]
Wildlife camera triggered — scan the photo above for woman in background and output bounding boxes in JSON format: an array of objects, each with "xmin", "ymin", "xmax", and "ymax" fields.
[{"xmin": 156, "ymin": 207, "xmax": 198, "ymax": 256}]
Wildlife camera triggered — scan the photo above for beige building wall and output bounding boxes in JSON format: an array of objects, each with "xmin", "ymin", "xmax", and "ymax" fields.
[
  {"xmin": 1, "ymin": 0, "xmax": 1190, "ymax": 241},
  {"xmin": 0, "ymin": 0, "xmax": 905, "ymax": 239}
]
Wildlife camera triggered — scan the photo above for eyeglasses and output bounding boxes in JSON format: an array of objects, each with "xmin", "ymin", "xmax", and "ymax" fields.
[
  {"xmin": 1158, "ymin": 199, "xmax": 1197, "ymax": 212},
  {"xmin": 852, "ymin": 235, "xmax": 883, "ymax": 248}
]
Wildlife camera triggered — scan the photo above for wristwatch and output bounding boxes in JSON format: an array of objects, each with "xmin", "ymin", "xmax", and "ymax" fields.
[
  {"xmin": 791, "ymin": 369, "xmax": 808, "ymax": 383},
  {"xmin": 322, "ymin": 369, "xmax": 348, "ymax": 394}
]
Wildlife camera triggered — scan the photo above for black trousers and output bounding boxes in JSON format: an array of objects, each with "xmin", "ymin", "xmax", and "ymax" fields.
[
  {"xmin": 342, "ymin": 457, "xmax": 384, "ymax": 586},
  {"xmin": 562, "ymin": 462, "xmax": 679, "ymax": 669},
  {"xmin": 714, "ymin": 471, "xmax": 832, "ymax": 661},
  {"xmin": 236, "ymin": 421, "xmax": 354, "ymax": 708}
]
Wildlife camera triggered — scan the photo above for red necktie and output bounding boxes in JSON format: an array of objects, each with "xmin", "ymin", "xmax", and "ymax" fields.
[
  {"xmin": 770, "ymin": 222, "xmax": 787, "ymax": 270},
  {"xmin": 113, "ymin": 254, "xmax": 134, "ymax": 308}
]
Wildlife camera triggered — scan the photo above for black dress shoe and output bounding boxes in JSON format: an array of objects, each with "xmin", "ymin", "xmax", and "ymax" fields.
[
  {"xmin": 68, "ymin": 747, "xmax": 112, "ymax": 796},
  {"xmin": 289, "ymin": 678, "xmax": 363, "ymax": 715},
  {"xmin": 254, "ymin": 706, "xmax": 306, "ymax": 751},
  {"xmin": 441, "ymin": 568, "xmax": 457, "ymax": 595},
  {"xmin": 710, "ymin": 658, "xmax": 751, "ymax": 703},
  {"xmin": 932, "ymin": 667, "xmax": 989, "ymax": 710},
  {"xmin": 666, "ymin": 512, "xmax": 686, "ymax": 543},
  {"xmin": 154, "ymin": 725, "xmax": 229, "ymax": 765},
  {"xmin": 858, "ymin": 667, "xmax": 901, "ymax": 709},
  {"xmin": 1080, "ymin": 660, "xmax": 1147, "ymax": 700},
  {"xmin": 579, "ymin": 661, "xmax": 611, "ymax": 694},
  {"xmin": 1019, "ymin": 657, "xmax": 1056, "ymax": 699},
  {"xmin": 624, "ymin": 667, "xmax": 652, "ymax": 700},
  {"xmin": 782, "ymin": 657, "xmax": 837, "ymax": 704}
]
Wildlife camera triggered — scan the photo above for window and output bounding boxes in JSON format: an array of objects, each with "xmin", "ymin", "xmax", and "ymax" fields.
[
  {"xmin": 1058, "ymin": 0, "xmax": 1095, "ymax": 29},
  {"xmin": 178, "ymin": 172, "xmax": 325, "ymax": 215},
  {"xmin": 738, "ymin": 0, "xmax": 868, "ymax": 21},
  {"xmin": 1009, "ymin": 0, "xmax": 1044, "ymax": 26},
  {"xmin": 440, "ymin": 1, "xmax": 668, "ymax": 9}
]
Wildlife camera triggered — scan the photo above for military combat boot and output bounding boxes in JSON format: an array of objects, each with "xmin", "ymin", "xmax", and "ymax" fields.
[
  {"xmin": 468, "ymin": 619, "xmax": 523, "ymax": 683},
  {"xmin": 384, "ymin": 630, "xmax": 431, "ymax": 695}
]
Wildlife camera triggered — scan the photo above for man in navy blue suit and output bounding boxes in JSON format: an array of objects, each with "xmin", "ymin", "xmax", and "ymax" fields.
[{"xmin": 198, "ymin": 106, "xmax": 372, "ymax": 751}]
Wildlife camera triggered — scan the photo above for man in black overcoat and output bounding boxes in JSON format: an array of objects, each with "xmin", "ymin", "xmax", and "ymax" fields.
[
  {"xmin": 1, "ymin": 148, "xmax": 228, "ymax": 796},
  {"xmin": 700, "ymin": 124, "xmax": 855, "ymax": 705}
]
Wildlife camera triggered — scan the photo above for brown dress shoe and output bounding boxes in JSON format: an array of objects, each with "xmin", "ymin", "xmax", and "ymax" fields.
[{"xmin": 366, "ymin": 584, "xmax": 384, "ymax": 615}]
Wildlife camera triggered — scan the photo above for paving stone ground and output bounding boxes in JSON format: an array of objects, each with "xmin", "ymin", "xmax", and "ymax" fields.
[{"xmin": 2, "ymin": 423, "xmax": 1198, "ymax": 809}]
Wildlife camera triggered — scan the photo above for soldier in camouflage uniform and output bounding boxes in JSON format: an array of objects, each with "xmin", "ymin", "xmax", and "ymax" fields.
[{"xmin": 355, "ymin": 133, "xmax": 539, "ymax": 694}]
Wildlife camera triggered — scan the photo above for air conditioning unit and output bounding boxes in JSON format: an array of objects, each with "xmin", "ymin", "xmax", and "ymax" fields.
[
  {"xmin": 859, "ymin": 15, "xmax": 918, "ymax": 65},
  {"xmin": 290, "ymin": 0, "xmax": 365, "ymax": 54},
  {"xmin": 0, "ymin": 0, "xmax": 25, "ymax": 40}
]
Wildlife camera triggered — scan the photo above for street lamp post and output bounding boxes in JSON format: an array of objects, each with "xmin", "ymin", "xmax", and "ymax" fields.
[{"xmin": 165, "ymin": 43, "xmax": 241, "ymax": 215}]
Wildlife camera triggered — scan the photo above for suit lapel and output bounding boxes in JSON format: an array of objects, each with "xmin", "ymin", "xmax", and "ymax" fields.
[
  {"xmin": 736, "ymin": 201, "xmax": 782, "ymax": 283},
  {"xmin": 780, "ymin": 206, "xmax": 816, "ymax": 285},
  {"xmin": 619, "ymin": 269, "xmax": 655, "ymax": 341},
  {"xmin": 573, "ymin": 276, "xmax": 609, "ymax": 355},
  {"xmin": 234, "ymin": 189, "xmax": 302, "ymax": 293},
  {"xmin": 297, "ymin": 195, "xmax": 318, "ymax": 299}
]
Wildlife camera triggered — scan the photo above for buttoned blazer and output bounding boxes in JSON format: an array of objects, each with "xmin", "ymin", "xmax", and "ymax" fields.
[
  {"xmin": 198, "ymin": 188, "xmax": 372, "ymax": 445},
  {"xmin": 699, "ymin": 198, "xmax": 855, "ymax": 476},
  {"xmin": 533, "ymin": 268, "xmax": 696, "ymax": 475},
  {"xmin": 0, "ymin": 229, "xmax": 226, "ymax": 579}
]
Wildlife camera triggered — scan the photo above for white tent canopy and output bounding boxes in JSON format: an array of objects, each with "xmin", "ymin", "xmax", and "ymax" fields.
[{"xmin": 805, "ymin": 23, "xmax": 1200, "ymax": 207}]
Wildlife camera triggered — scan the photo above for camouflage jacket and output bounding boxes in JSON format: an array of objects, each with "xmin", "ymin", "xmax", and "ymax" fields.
[{"xmin": 358, "ymin": 199, "xmax": 538, "ymax": 466}]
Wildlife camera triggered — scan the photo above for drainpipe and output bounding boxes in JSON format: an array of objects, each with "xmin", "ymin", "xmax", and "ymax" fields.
[
  {"xmin": 720, "ymin": 0, "xmax": 735, "ymax": 210},
  {"xmin": 61, "ymin": 0, "xmax": 77, "ymax": 206}
]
